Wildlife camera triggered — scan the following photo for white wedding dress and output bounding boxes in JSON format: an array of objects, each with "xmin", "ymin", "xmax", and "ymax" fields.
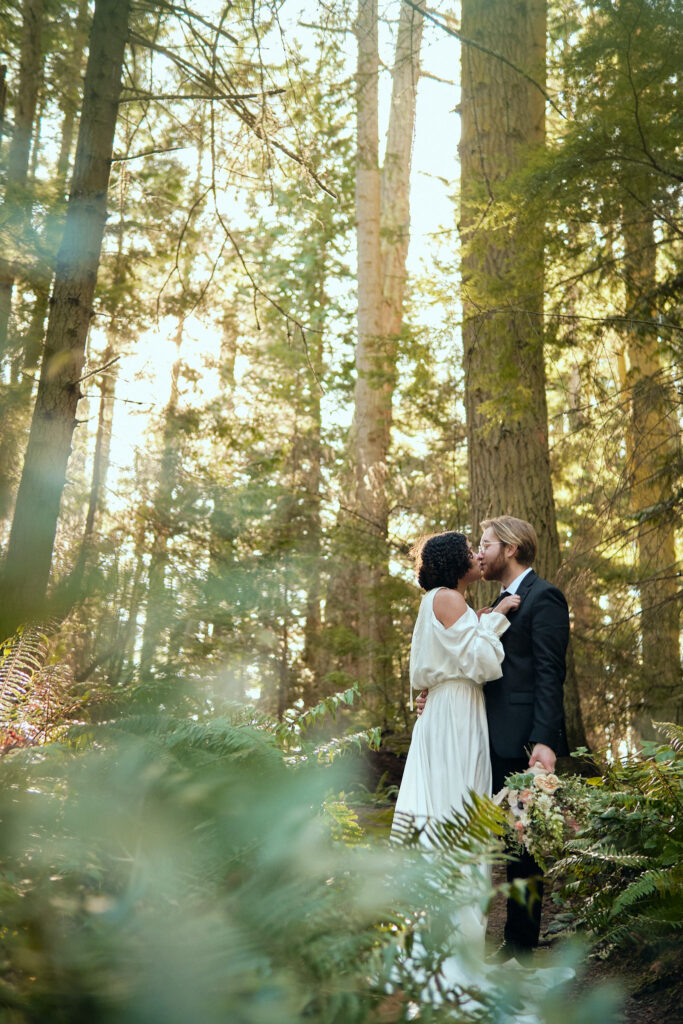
[
  {"xmin": 391, "ymin": 589, "xmax": 572, "ymax": 1018},
  {"xmin": 393, "ymin": 588, "xmax": 508, "ymax": 835}
]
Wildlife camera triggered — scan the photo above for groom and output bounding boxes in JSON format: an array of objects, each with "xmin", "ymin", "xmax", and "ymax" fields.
[{"xmin": 417, "ymin": 514, "xmax": 569, "ymax": 957}]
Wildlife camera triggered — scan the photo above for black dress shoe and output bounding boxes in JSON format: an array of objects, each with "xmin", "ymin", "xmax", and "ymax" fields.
[{"xmin": 486, "ymin": 941, "xmax": 535, "ymax": 965}]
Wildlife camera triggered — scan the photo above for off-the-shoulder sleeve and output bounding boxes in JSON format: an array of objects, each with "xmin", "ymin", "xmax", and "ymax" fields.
[
  {"xmin": 478, "ymin": 610, "xmax": 509, "ymax": 638},
  {"xmin": 433, "ymin": 610, "xmax": 510, "ymax": 685}
]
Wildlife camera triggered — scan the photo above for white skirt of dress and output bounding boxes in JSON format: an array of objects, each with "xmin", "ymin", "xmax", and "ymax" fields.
[{"xmin": 393, "ymin": 678, "xmax": 492, "ymax": 831}]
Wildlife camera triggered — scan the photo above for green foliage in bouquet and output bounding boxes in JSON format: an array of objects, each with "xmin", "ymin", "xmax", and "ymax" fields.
[
  {"xmin": 497, "ymin": 768, "xmax": 592, "ymax": 871},
  {"xmin": 550, "ymin": 723, "xmax": 683, "ymax": 956}
]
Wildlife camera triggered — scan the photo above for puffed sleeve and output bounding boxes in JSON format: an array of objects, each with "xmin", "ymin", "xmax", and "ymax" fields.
[{"xmin": 432, "ymin": 610, "xmax": 510, "ymax": 686}]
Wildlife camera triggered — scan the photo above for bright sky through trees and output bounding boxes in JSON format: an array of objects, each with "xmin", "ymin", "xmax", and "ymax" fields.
[{"xmin": 103, "ymin": 2, "xmax": 461, "ymax": 507}]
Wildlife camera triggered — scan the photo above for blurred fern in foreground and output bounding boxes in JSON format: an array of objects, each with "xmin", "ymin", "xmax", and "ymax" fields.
[{"xmin": 0, "ymin": 708, "xmax": 621, "ymax": 1024}]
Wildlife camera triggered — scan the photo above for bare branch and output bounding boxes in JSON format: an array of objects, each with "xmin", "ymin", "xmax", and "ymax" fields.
[
  {"xmin": 76, "ymin": 355, "xmax": 120, "ymax": 385},
  {"xmin": 127, "ymin": 29, "xmax": 338, "ymax": 199},
  {"xmin": 403, "ymin": 0, "xmax": 567, "ymax": 121},
  {"xmin": 131, "ymin": 0, "xmax": 239, "ymax": 45},
  {"xmin": 119, "ymin": 88, "xmax": 285, "ymax": 103}
]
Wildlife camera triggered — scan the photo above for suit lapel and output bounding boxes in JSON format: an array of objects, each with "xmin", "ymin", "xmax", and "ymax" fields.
[
  {"xmin": 492, "ymin": 569, "xmax": 537, "ymax": 608},
  {"xmin": 515, "ymin": 569, "xmax": 537, "ymax": 601}
]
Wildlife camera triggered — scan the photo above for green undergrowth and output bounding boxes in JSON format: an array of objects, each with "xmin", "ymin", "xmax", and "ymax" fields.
[
  {"xmin": 549, "ymin": 723, "xmax": 683, "ymax": 962},
  {"xmin": 0, "ymin": 706, "xmax": 620, "ymax": 1024}
]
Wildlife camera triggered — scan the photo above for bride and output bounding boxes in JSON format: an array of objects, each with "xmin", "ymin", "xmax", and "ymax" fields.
[{"xmin": 393, "ymin": 530, "xmax": 519, "ymax": 837}]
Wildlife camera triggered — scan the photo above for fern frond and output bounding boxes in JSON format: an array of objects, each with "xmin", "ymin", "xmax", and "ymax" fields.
[
  {"xmin": 653, "ymin": 721, "xmax": 683, "ymax": 753},
  {"xmin": 25, "ymin": 663, "xmax": 74, "ymax": 741},
  {"xmin": 69, "ymin": 713, "xmax": 283, "ymax": 768},
  {"xmin": 610, "ymin": 865, "xmax": 683, "ymax": 917},
  {"xmin": 0, "ymin": 623, "xmax": 52, "ymax": 724},
  {"xmin": 293, "ymin": 685, "xmax": 360, "ymax": 733},
  {"xmin": 289, "ymin": 727, "xmax": 380, "ymax": 765},
  {"xmin": 557, "ymin": 843, "xmax": 648, "ymax": 869}
]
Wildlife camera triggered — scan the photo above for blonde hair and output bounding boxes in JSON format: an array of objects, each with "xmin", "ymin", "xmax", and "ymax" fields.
[{"xmin": 480, "ymin": 516, "xmax": 537, "ymax": 566}]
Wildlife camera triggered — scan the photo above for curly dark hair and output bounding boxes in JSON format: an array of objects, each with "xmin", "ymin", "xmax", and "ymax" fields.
[{"xmin": 411, "ymin": 531, "xmax": 473, "ymax": 591}]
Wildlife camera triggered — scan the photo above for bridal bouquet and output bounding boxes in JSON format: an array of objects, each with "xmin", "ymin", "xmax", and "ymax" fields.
[{"xmin": 493, "ymin": 766, "xmax": 589, "ymax": 868}]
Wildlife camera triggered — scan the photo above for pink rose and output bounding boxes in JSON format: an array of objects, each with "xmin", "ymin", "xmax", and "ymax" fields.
[{"xmin": 533, "ymin": 773, "xmax": 560, "ymax": 795}]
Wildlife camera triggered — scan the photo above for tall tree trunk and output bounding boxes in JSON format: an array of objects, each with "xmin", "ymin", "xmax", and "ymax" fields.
[
  {"xmin": 27, "ymin": 72, "xmax": 45, "ymax": 184},
  {"xmin": 620, "ymin": 203, "xmax": 681, "ymax": 734},
  {"xmin": 116, "ymin": 518, "xmax": 148, "ymax": 686},
  {"xmin": 23, "ymin": 0, "xmax": 90, "ymax": 374},
  {"xmin": 301, "ymin": 281, "xmax": 324, "ymax": 689},
  {"xmin": 139, "ymin": 333, "xmax": 183, "ymax": 678},
  {"xmin": 380, "ymin": 0, "xmax": 422, "ymax": 344},
  {"xmin": 0, "ymin": 4, "xmax": 90, "ymax": 530},
  {"xmin": 0, "ymin": 64, "xmax": 7, "ymax": 147},
  {"xmin": 0, "ymin": 0, "xmax": 44, "ymax": 358},
  {"xmin": 82, "ymin": 347, "xmax": 116, "ymax": 546},
  {"xmin": 459, "ymin": 0, "xmax": 587, "ymax": 750},
  {"xmin": 277, "ymin": 608, "xmax": 289, "ymax": 721},
  {"xmin": 0, "ymin": 0, "xmax": 130, "ymax": 637},
  {"xmin": 353, "ymin": 0, "xmax": 383, "ymax": 535},
  {"xmin": 350, "ymin": 0, "xmax": 423, "ymax": 712}
]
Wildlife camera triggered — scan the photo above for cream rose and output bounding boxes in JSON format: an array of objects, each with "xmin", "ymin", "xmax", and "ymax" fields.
[{"xmin": 533, "ymin": 772, "xmax": 560, "ymax": 795}]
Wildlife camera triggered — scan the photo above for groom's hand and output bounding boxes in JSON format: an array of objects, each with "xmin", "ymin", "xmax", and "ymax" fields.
[
  {"xmin": 415, "ymin": 689, "xmax": 428, "ymax": 716},
  {"xmin": 529, "ymin": 743, "xmax": 556, "ymax": 772}
]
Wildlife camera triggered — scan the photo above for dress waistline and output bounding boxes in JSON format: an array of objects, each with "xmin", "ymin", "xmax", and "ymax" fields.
[{"xmin": 428, "ymin": 677, "xmax": 481, "ymax": 690}]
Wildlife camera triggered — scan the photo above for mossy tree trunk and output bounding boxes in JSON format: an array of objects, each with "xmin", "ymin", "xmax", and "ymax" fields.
[
  {"xmin": 0, "ymin": 0, "xmax": 44, "ymax": 359},
  {"xmin": 0, "ymin": 0, "xmax": 130, "ymax": 636},
  {"xmin": 620, "ymin": 203, "xmax": 681, "ymax": 735},
  {"xmin": 459, "ymin": 0, "xmax": 587, "ymax": 750}
]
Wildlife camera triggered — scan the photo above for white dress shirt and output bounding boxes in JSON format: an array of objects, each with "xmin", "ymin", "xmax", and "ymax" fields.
[{"xmin": 502, "ymin": 567, "xmax": 533, "ymax": 595}]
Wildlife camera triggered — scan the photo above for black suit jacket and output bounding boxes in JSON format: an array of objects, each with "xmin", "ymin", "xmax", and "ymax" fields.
[{"xmin": 484, "ymin": 570, "xmax": 570, "ymax": 760}]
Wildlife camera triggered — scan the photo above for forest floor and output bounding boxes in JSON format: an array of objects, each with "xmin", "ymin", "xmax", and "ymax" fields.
[
  {"xmin": 357, "ymin": 799, "xmax": 682, "ymax": 1024},
  {"xmin": 485, "ymin": 865, "xmax": 683, "ymax": 1024}
]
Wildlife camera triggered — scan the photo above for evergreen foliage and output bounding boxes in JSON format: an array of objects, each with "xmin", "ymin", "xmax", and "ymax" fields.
[
  {"xmin": 0, "ymin": 705, "xmax": 619, "ymax": 1023},
  {"xmin": 551, "ymin": 725, "xmax": 683, "ymax": 956},
  {"xmin": 0, "ymin": 1, "xmax": 680, "ymax": 1010}
]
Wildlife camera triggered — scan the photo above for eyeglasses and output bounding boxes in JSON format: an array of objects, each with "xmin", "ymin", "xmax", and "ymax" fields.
[{"xmin": 478, "ymin": 541, "xmax": 502, "ymax": 553}]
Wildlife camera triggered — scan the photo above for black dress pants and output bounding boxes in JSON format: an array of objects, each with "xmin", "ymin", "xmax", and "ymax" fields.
[{"xmin": 490, "ymin": 749, "xmax": 544, "ymax": 950}]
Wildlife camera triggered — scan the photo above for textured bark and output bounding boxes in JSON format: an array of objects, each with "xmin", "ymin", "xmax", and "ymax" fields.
[
  {"xmin": 380, "ymin": 1, "xmax": 423, "ymax": 343},
  {"xmin": 0, "ymin": 0, "xmax": 44, "ymax": 357},
  {"xmin": 0, "ymin": 64, "xmax": 7, "ymax": 147},
  {"xmin": 23, "ymin": 0, "xmax": 90, "ymax": 372},
  {"xmin": 0, "ymin": 0, "xmax": 130, "ymax": 635},
  {"xmin": 0, "ymin": 2, "xmax": 90, "ymax": 530},
  {"xmin": 350, "ymin": 0, "xmax": 423, "ymax": 709},
  {"xmin": 301, "ymin": 280, "xmax": 324, "ymax": 686},
  {"xmin": 459, "ymin": 0, "xmax": 587, "ymax": 750},
  {"xmin": 620, "ymin": 204, "xmax": 681, "ymax": 733},
  {"xmin": 353, "ymin": 0, "xmax": 383, "ymax": 532}
]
